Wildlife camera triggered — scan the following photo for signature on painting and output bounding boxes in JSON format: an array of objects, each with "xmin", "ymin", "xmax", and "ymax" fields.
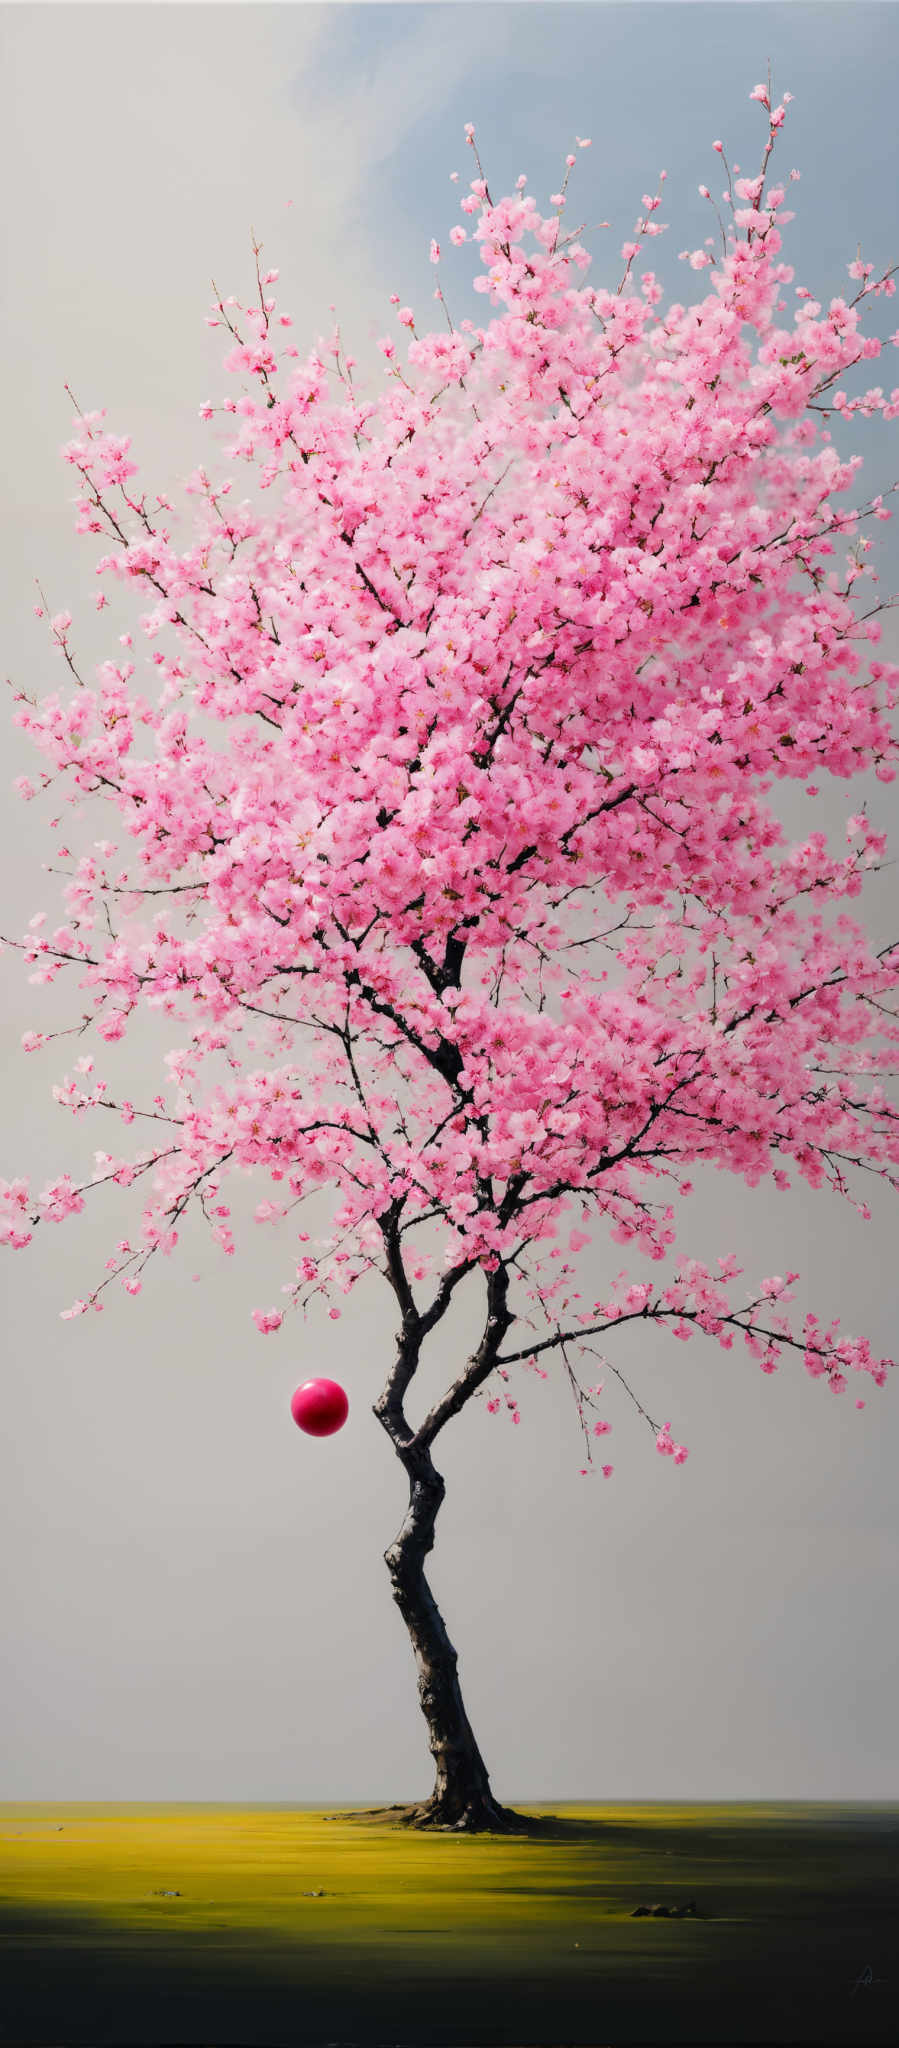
[{"xmin": 850, "ymin": 1962, "xmax": 885, "ymax": 1997}]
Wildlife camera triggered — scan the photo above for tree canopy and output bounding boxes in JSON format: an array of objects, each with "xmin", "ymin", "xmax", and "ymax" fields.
[{"xmin": 4, "ymin": 87, "xmax": 899, "ymax": 1472}]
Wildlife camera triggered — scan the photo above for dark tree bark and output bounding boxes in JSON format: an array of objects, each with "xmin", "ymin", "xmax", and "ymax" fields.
[
  {"xmin": 371, "ymin": 1236, "xmax": 533, "ymax": 1832},
  {"xmin": 381, "ymin": 1439, "xmax": 526, "ymax": 1832}
]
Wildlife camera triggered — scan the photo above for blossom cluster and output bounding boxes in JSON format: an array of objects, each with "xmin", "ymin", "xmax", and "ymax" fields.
[{"xmin": 4, "ymin": 87, "xmax": 898, "ymax": 1462}]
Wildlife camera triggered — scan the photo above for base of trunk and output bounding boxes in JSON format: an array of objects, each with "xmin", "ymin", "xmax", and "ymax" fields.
[{"xmin": 342, "ymin": 1794, "xmax": 543, "ymax": 1834}]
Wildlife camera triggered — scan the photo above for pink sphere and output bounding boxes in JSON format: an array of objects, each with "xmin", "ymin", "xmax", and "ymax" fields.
[{"xmin": 290, "ymin": 1378, "xmax": 349, "ymax": 1437}]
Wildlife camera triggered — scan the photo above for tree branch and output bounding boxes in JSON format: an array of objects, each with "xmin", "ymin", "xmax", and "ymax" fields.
[{"xmin": 413, "ymin": 1263, "xmax": 513, "ymax": 1449}]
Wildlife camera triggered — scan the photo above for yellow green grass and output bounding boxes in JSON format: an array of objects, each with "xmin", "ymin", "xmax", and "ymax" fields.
[{"xmin": 1, "ymin": 1801, "xmax": 897, "ymax": 2043}]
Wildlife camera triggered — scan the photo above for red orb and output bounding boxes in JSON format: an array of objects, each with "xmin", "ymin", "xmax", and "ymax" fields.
[{"xmin": 290, "ymin": 1378, "xmax": 349, "ymax": 1437}]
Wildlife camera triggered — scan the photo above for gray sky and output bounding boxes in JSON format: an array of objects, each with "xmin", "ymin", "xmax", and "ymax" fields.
[{"xmin": 2, "ymin": 2, "xmax": 898, "ymax": 1806}]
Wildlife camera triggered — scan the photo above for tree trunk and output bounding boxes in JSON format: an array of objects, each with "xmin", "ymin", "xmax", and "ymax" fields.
[
  {"xmin": 382, "ymin": 1441, "xmax": 528, "ymax": 1832},
  {"xmin": 367, "ymin": 1252, "xmax": 535, "ymax": 1833}
]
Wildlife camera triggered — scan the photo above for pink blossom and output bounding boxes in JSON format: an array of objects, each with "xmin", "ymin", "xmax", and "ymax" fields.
[
  {"xmin": 252, "ymin": 1308, "xmax": 283, "ymax": 1334},
  {"xmin": 1, "ymin": 77, "xmax": 896, "ymax": 1511}
]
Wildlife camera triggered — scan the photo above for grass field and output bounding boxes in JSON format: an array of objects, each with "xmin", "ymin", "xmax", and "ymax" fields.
[{"xmin": 1, "ymin": 1800, "xmax": 897, "ymax": 2044}]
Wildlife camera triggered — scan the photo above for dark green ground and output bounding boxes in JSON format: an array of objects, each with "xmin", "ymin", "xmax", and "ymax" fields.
[{"xmin": 0, "ymin": 1801, "xmax": 897, "ymax": 2045}]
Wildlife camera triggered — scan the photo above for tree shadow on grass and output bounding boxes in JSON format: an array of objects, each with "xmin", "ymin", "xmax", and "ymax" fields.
[
  {"xmin": 3, "ymin": 1834, "xmax": 898, "ymax": 2048},
  {"xmin": 0, "ymin": 1893, "xmax": 721, "ymax": 2048}
]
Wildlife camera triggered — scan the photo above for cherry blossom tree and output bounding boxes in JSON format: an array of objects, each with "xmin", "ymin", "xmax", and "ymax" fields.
[{"xmin": 3, "ymin": 85, "xmax": 899, "ymax": 1831}]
